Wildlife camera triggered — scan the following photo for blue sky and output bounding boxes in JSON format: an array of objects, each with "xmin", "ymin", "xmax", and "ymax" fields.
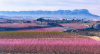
[{"xmin": 0, "ymin": 0, "xmax": 100, "ymax": 16}]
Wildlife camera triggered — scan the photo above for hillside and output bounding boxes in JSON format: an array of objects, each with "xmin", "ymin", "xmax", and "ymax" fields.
[{"xmin": 0, "ymin": 9, "xmax": 99, "ymax": 20}]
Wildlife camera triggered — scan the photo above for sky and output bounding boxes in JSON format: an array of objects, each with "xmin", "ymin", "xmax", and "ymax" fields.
[{"xmin": 0, "ymin": 0, "xmax": 100, "ymax": 16}]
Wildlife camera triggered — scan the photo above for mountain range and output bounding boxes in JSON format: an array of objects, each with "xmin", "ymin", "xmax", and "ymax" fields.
[{"xmin": 0, "ymin": 9, "xmax": 99, "ymax": 20}]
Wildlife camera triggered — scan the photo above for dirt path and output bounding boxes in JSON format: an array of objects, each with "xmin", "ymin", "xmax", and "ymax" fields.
[{"xmin": 89, "ymin": 36, "xmax": 100, "ymax": 41}]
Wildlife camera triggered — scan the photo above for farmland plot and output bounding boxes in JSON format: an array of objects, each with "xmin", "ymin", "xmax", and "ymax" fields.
[
  {"xmin": 0, "ymin": 23, "xmax": 48, "ymax": 28},
  {"xmin": 18, "ymin": 27, "xmax": 66, "ymax": 32},
  {"xmin": 0, "ymin": 31, "xmax": 100, "ymax": 54},
  {"xmin": 60, "ymin": 23, "xmax": 89, "ymax": 29}
]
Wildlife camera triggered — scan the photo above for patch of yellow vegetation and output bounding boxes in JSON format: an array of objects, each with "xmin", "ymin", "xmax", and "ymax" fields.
[
  {"xmin": 83, "ymin": 24, "xmax": 89, "ymax": 27},
  {"xmin": 84, "ymin": 23, "xmax": 100, "ymax": 26},
  {"xmin": 90, "ymin": 36, "xmax": 100, "ymax": 41},
  {"xmin": 0, "ymin": 31, "xmax": 68, "ymax": 35}
]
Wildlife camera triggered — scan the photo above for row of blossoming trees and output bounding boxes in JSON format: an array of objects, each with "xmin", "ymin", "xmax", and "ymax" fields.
[{"xmin": 0, "ymin": 31, "xmax": 100, "ymax": 54}]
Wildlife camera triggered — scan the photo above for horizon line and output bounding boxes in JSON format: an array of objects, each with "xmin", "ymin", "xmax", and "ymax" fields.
[{"xmin": 0, "ymin": 9, "xmax": 88, "ymax": 11}]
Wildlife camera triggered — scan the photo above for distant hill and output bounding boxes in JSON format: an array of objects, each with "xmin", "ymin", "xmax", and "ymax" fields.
[{"xmin": 0, "ymin": 9, "xmax": 100, "ymax": 20}]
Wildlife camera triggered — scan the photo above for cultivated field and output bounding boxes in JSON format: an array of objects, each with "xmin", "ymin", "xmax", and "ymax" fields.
[
  {"xmin": 0, "ymin": 23, "xmax": 48, "ymax": 28},
  {"xmin": 0, "ymin": 31, "xmax": 100, "ymax": 54},
  {"xmin": 84, "ymin": 23, "xmax": 100, "ymax": 26},
  {"xmin": 60, "ymin": 23, "xmax": 89, "ymax": 29},
  {"xmin": 18, "ymin": 27, "xmax": 66, "ymax": 32}
]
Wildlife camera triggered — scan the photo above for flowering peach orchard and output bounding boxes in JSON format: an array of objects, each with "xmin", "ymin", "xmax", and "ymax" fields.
[
  {"xmin": 0, "ymin": 31, "xmax": 100, "ymax": 54},
  {"xmin": 0, "ymin": 23, "xmax": 48, "ymax": 28},
  {"xmin": 18, "ymin": 27, "xmax": 66, "ymax": 32}
]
